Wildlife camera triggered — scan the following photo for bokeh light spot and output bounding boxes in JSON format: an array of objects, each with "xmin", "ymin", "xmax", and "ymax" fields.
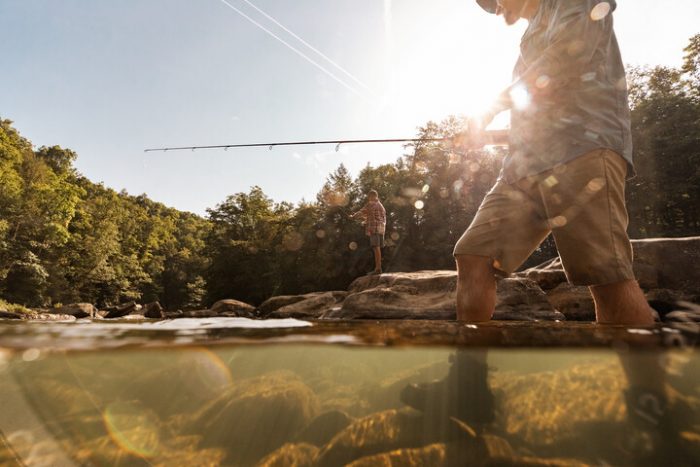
[
  {"xmin": 315, "ymin": 229, "xmax": 326, "ymax": 239},
  {"xmin": 414, "ymin": 200, "xmax": 425, "ymax": 210},
  {"xmin": 282, "ymin": 231, "xmax": 304, "ymax": 251},
  {"xmin": 550, "ymin": 215, "xmax": 568, "ymax": 228},
  {"xmin": 535, "ymin": 75, "xmax": 551, "ymax": 89},
  {"xmin": 590, "ymin": 2, "xmax": 611, "ymax": 21},
  {"xmin": 348, "ymin": 241, "xmax": 358, "ymax": 251},
  {"xmin": 22, "ymin": 348, "xmax": 40, "ymax": 362},
  {"xmin": 390, "ymin": 232, "xmax": 400, "ymax": 241},
  {"xmin": 586, "ymin": 177, "xmax": 606, "ymax": 193}
]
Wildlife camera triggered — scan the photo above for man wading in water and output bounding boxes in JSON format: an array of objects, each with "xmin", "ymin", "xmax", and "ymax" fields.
[
  {"xmin": 403, "ymin": 0, "xmax": 684, "ymax": 456},
  {"xmin": 351, "ymin": 190, "xmax": 387, "ymax": 275}
]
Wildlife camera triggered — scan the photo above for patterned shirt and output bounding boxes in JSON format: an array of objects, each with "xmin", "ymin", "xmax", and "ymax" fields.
[
  {"xmin": 361, "ymin": 201, "xmax": 386, "ymax": 236},
  {"xmin": 504, "ymin": 0, "xmax": 633, "ymax": 183}
]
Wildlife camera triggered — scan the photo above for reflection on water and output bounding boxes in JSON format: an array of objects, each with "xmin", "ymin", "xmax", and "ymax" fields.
[{"xmin": 0, "ymin": 341, "xmax": 699, "ymax": 466}]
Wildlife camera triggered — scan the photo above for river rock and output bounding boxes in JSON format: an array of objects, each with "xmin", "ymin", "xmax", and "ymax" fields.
[
  {"xmin": 103, "ymin": 302, "xmax": 138, "ymax": 319},
  {"xmin": 210, "ymin": 299, "xmax": 256, "ymax": 318},
  {"xmin": 315, "ymin": 409, "xmax": 478, "ymax": 467},
  {"xmin": 295, "ymin": 410, "xmax": 354, "ymax": 447},
  {"xmin": 545, "ymin": 283, "xmax": 596, "ymax": 321},
  {"xmin": 258, "ymin": 295, "xmax": 313, "ymax": 316},
  {"xmin": 327, "ymin": 272, "xmax": 558, "ymax": 320},
  {"xmin": 142, "ymin": 301, "xmax": 164, "ymax": 319},
  {"xmin": 188, "ymin": 372, "xmax": 320, "ymax": 465},
  {"xmin": 268, "ymin": 292, "xmax": 347, "ymax": 319},
  {"xmin": 523, "ymin": 237, "xmax": 700, "ymax": 295},
  {"xmin": 256, "ymin": 443, "xmax": 319, "ymax": 467},
  {"xmin": 49, "ymin": 303, "xmax": 96, "ymax": 319},
  {"xmin": 0, "ymin": 310, "xmax": 22, "ymax": 319}
]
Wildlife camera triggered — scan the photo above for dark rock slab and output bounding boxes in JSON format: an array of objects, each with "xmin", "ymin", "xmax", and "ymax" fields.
[
  {"xmin": 103, "ymin": 302, "xmax": 138, "ymax": 319},
  {"xmin": 0, "ymin": 310, "xmax": 22, "ymax": 320},
  {"xmin": 48, "ymin": 303, "xmax": 96, "ymax": 319},
  {"xmin": 210, "ymin": 299, "xmax": 256, "ymax": 318},
  {"xmin": 143, "ymin": 301, "xmax": 164, "ymax": 319},
  {"xmin": 522, "ymin": 237, "xmax": 700, "ymax": 295},
  {"xmin": 268, "ymin": 292, "xmax": 347, "ymax": 319}
]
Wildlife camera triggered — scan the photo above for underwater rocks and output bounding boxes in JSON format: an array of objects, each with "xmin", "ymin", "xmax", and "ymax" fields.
[
  {"xmin": 186, "ymin": 372, "xmax": 320, "ymax": 465},
  {"xmin": 257, "ymin": 442, "xmax": 319, "ymax": 467}
]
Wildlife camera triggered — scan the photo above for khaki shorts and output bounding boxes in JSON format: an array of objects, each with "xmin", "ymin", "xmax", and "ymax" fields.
[{"xmin": 453, "ymin": 149, "xmax": 634, "ymax": 286}]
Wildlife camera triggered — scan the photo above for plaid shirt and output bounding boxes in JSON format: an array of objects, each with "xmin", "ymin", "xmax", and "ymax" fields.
[{"xmin": 361, "ymin": 201, "xmax": 386, "ymax": 235}]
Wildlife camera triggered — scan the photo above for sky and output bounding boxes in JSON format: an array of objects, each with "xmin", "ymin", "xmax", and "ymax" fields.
[{"xmin": 2, "ymin": 0, "xmax": 698, "ymax": 215}]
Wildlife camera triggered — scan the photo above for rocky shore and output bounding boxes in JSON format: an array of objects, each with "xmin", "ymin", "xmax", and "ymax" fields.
[{"xmin": 2, "ymin": 237, "xmax": 699, "ymax": 323}]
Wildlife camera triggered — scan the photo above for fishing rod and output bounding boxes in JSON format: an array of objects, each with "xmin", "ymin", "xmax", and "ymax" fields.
[{"xmin": 143, "ymin": 129, "xmax": 509, "ymax": 153}]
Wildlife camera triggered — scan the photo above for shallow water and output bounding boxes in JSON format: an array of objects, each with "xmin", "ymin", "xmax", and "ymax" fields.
[{"xmin": 0, "ymin": 319, "xmax": 699, "ymax": 466}]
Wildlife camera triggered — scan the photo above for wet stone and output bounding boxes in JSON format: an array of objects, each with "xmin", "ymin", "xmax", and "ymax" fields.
[
  {"xmin": 256, "ymin": 442, "xmax": 319, "ymax": 467},
  {"xmin": 295, "ymin": 409, "xmax": 354, "ymax": 447}
]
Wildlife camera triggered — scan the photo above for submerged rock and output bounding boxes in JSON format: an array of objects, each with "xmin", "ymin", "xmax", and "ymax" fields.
[
  {"xmin": 187, "ymin": 372, "xmax": 320, "ymax": 465},
  {"xmin": 315, "ymin": 409, "xmax": 478, "ymax": 467},
  {"xmin": 295, "ymin": 409, "xmax": 354, "ymax": 447},
  {"xmin": 256, "ymin": 442, "xmax": 319, "ymax": 467}
]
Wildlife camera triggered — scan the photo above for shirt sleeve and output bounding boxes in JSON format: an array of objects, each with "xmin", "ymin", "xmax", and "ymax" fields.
[{"xmin": 495, "ymin": 0, "xmax": 614, "ymax": 112}]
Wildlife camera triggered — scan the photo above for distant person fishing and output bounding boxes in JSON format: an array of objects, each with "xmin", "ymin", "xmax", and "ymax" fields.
[{"xmin": 350, "ymin": 190, "xmax": 387, "ymax": 275}]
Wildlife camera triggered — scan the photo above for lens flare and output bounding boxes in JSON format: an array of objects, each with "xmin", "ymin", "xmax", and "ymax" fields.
[{"xmin": 103, "ymin": 401, "xmax": 161, "ymax": 458}]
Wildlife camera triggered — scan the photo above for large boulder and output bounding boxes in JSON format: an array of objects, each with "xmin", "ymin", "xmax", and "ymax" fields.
[
  {"xmin": 632, "ymin": 237, "xmax": 700, "ymax": 293},
  {"xmin": 210, "ymin": 299, "xmax": 256, "ymax": 318},
  {"xmin": 48, "ymin": 303, "xmax": 96, "ymax": 319},
  {"xmin": 326, "ymin": 271, "xmax": 560, "ymax": 321},
  {"xmin": 268, "ymin": 292, "xmax": 347, "ymax": 319},
  {"xmin": 142, "ymin": 301, "xmax": 164, "ymax": 319},
  {"xmin": 523, "ymin": 237, "xmax": 700, "ymax": 294}
]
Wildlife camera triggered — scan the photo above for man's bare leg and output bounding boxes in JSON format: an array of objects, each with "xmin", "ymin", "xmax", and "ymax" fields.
[
  {"xmin": 455, "ymin": 254, "xmax": 496, "ymax": 322},
  {"xmin": 592, "ymin": 279, "xmax": 668, "ymax": 430},
  {"xmin": 373, "ymin": 246, "xmax": 382, "ymax": 272},
  {"xmin": 590, "ymin": 279, "xmax": 655, "ymax": 325}
]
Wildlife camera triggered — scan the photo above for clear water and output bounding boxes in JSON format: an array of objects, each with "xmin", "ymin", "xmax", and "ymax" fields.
[{"xmin": 0, "ymin": 318, "xmax": 698, "ymax": 466}]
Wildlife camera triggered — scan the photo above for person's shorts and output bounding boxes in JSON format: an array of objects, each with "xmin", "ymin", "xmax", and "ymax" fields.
[
  {"xmin": 369, "ymin": 233, "xmax": 385, "ymax": 248},
  {"xmin": 453, "ymin": 149, "xmax": 635, "ymax": 286}
]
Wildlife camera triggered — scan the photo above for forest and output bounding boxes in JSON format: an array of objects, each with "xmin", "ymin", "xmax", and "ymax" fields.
[{"xmin": 1, "ymin": 35, "xmax": 698, "ymax": 309}]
